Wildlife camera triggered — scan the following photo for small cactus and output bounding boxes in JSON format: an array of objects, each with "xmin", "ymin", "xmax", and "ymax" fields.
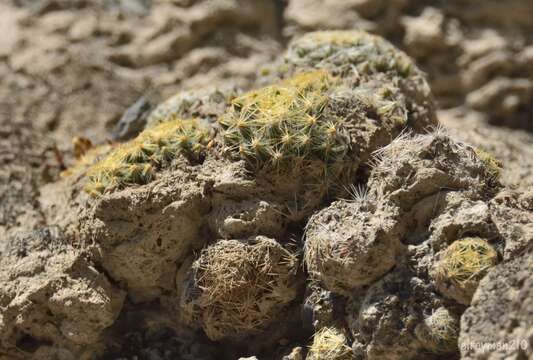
[
  {"xmin": 474, "ymin": 147, "xmax": 502, "ymax": 180},
  {"xmin": 282, "ymin": 30, "xmax": 437, "ymax": 132},
  {"xmin": 432, "ymin": 237, "xmax": 498, "ymax": 304},
  {"xmin": 285, "ymin": 30, "xmax": 416, "ymax": 81},
  {"xmin": 85, "ymin": 118, "xmax": 213, "ymax": 196},
  {"xmin": 307, "ymin": 327, "xmax": 355, "ymax": 360},
  {"xmin": 415, "ymin": 307, "xmax": 460, "ymax": 354}
]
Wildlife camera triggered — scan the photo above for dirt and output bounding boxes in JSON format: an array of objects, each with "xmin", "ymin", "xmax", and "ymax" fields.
[{"xmin": 1, "ymin": 1, "xmax": 532, "ymax": 360}]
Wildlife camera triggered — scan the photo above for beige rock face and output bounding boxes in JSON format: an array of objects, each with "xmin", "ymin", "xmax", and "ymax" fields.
[
  {"xmin": 79, "ymin": 157, "xmax": 210, "ymax": 303},
  {"xmin": 0, "ymin": 227, "xmax": 125, "ymax": 359}
]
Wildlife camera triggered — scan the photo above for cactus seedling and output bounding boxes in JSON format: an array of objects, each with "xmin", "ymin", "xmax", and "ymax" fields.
[
  {"xmin": 432, "ymin": 237, "xmax": 498, "ymax": 304},
  {"xmin": 85, "ymin": 118, "xmax": 213, "ymax": 196}
]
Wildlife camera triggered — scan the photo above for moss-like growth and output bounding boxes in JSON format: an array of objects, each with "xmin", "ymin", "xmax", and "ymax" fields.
[
  {"xmin": 307, "ymin": 327, "xmax": 355, "ymax": 360},
  {"xmin": 474, "ymin": 147, "xmax": 502, "ymax": 180},
  {"xmin": 179, "ymin": 236, "xmax": 301, "ymax": 341},
  {"xmin": 85, "ymin": 118, "xmax": 213, "ymax": 196},
  {"xmin": 219, "ymin": 70, "xmax": 353, "ymax": 186},
  {"xmin": 415, "ymin": 307, "xmax": 460, "ymax": 354},
  {"xmin": 432, "ymin": 237, "xmax": 498, "ymax": 305}
]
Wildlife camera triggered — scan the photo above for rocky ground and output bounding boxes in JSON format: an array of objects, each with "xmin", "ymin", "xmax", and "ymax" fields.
[{"xmin": 0, "ymin": 1, "xmax": 532, "ymax": 360}]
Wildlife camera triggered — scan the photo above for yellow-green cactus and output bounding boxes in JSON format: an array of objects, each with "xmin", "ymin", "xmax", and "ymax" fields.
[
  {"xmin": 85, "ymin": 118, "xmax": 213, "ymax": 196},
  {"xmin": 219, "ymin": 70, "xmax": 352, "ymax": 177},
  {"xmin": 307, "ymin": 327, "xmax": 355, "ymax": 360},
  {"xmin": 474, "ymin": 147, "xmax": 502, "ymax": 180},
  {"xmin": 432, "ymin": 237, "xmax": 498, "ymax": 304}
]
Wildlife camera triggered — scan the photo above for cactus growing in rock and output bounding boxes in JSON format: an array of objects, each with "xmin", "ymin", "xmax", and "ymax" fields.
[
  {"xmin": 219, "ymin": 70, "xmax": 352, "ymax": 174},
  {"xmin": 85, "ymin": 118, "xmax": 213, "ymax": 196},
  {"xmin": 179, "ymin": 236, "xmax": 301, "ymax": 341},
  {"xmin": 431, "ymin": 237, "xmax": 498, "ymax": 305},
  {"xmin": 307, "ymin": 327, "xmax": 355, "ymax": 360},
  {"xmin": 415, "ymin": 307, "xmax": 460, "ymax": 354},
  {"xmin": 280, "ymin": 30, "xmax": 437, "ymax": 132}
]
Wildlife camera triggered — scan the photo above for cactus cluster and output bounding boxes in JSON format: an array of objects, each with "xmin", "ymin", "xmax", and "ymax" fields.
[
  {"xmin": 281, "ymin": 30, "xmax": 438, "ymax": 132},
  {"xmin": 432, "ymin": 237, "xmax": 498, "ymax": 304},
  {"xmin": 219, "ymin": 70, "xmax": 353, "ymax": 181},
  {"xmin": 146, "ymin": 88, "xmax": 236, "ymax": 128},
  {"xmin": 85, "ymin": 118, "xmax": 213, "ymax": 196}
]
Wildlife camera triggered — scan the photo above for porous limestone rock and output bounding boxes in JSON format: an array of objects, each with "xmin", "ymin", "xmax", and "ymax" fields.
[{"xmin": 0, "ymin": 227, "xmax": 125, "ymax": 360}]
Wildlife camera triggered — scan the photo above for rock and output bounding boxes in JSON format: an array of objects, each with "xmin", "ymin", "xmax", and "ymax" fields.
[
  {"xmin": 402, "ymin": 7, "xmax": 447, "ymax": 57},
  {"xmin": 208, "ymin": 199, "xmax": 286, "ymax": 239},
  {"xmin": 302, "ymin": 283, "xmax": 346, "ymax": 330},
  {"xmin": 489, "ymin": 190, "xmax": 533, "ymax": 259},
  {"xmin": 0, "ymin": 227, "xmax": 125, "ymax": 359},
  {"xmin": 367, "ymin": 129, "xmax": 501, "ymax": 211},
  {"xmin": 349, "ymin": 268, "xmax": 450, "ymax": 360},
  {"xmin": 79, "ymin": 158, "xmax": 210, "ymax": 303},
  {"xmin": 304, "ymin": 197, "xmax": 403, "ymax": 295},
  {"xmin": 460, "ymin": 252, "xmax": 533, "ymax": 360},
  {"xmin": 440, "ymin": 108, "xmax": 533, "ymax": 190},
  {"xmin": 112, "ymin": 95, "xmax": 155, "ymax": 141}
]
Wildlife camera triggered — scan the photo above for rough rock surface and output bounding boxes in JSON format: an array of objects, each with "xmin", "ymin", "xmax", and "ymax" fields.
[
  {"xmin": 2, "ymin": 2, "xmax": 533, "ymax": 358},
  {"xmin": 0, "ymin": 227, "xmax": 125, "ymax": 360},
  {"xmin": 460, "ymin": 252, "xmax": 533, "ymax": 360}
]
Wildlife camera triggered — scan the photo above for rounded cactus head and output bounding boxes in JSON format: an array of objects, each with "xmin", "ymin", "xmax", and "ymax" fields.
[
  {"xmin": 219, "ymin": 70, "xmax": 355, "ymax": 194},
  {"xmin": 307, "ymin": 327, "xmax": 355, "ymax": 360},
  {"xmin": 282, "ymin": 30, "xmax": 437, "ymax": 132},
  {"xmin": 432, "ymin": 237, "xmax": 498, "ymax": 304},
  {"xmin": 179, "ymin": 237, "xmax": 300, "ymax": 341},
  {"xmin": 85, "ymin": 118, "xmax": 214, "ymax": 196},
  {"xmin": 415, "ymin": 307, "xmax": 460, "ymax": 354},
  {"xmin": 474, "ymin": 147, "xmax": 502, "ymax": 181}
]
